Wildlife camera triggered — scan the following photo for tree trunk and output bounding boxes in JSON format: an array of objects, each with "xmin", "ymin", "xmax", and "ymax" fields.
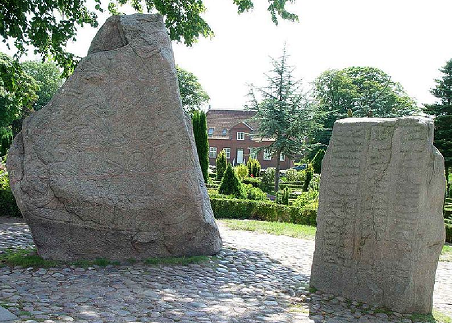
[{"xmin": 274, "ymin": 150, "xmax": 281, "ymax": 192}]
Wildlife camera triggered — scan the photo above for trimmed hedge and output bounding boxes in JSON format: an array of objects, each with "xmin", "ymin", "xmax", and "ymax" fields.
[
  {"xmin": 445, "ymin": 219, "xmax": 452, "ymax": 243},
  {"xmin": 210, "ymin": 197, "xmax": 317, "ymax": 226}
]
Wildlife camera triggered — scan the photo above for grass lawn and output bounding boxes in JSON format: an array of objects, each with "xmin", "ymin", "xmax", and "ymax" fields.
[
  {"xmin": 441, "ymin": 244, "xmax": 452, "ymax": 262},
  {"xmin": 218, "ymin": 219, "xmax": 316, "ymax": 239}
]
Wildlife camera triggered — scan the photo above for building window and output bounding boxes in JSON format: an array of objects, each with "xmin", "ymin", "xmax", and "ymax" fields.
[
  {"xmin": 263, "ymin": 149, "xmax": 272, "ymax": 161},
  {"xmin": 222, "ymin": 128, "xmax": 228, "ymax": 136},
  {"xmin": 223, "ymin": 148, "xmax": 231, "ymax": 159},
  {"xmin": 280, "ymin": 153, "xmax": 285, "ymax": 161},
  {"xmin": 208, "ymin": 128, "xmax": 214, "ymax": 137},
  {"xmin": 237, "ymin": 132, "xmax": 245, "ymax": 140},
  {"xmin": 249, "ymin": 148, "xmax": 258, "ymax": 159},
  {"xmin": 209, "ymin": 147, "xmax": 217, "ymax": 158}
]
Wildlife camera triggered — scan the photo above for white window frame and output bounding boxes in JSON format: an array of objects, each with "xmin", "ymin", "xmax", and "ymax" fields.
[
  {"xmin": 263, "ymin": 149, "xmax": 272, "ymax": 161},
  {"xmin": 208, "ymin": 128, "xmax": 214, "ymax": 137},
  {"xmin": 237, "ymin": 132, "xmax": 245, "ymax": 140},
  {"xmin": 249, "ymin": 148, "xmax": 258, "ymax": 159},
  {"xmin": 223, "ymin": 148, "xmax": 231, "ymax": 159},
  {"xmin": 280, "ymin": 153, "xmax": 285, "ymax": 161},
  {"xmin": 209, "ymin": 147, "xmax": 217, "ymax": 158},
  {"xmin": 222, "ymin": 128, "xmax": 228, "ymax": 136}
]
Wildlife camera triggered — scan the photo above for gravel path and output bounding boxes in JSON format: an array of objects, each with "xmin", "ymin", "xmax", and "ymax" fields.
[{"xmin": 0, "ymin": 218, "xmax": 450, "ymax": 323}]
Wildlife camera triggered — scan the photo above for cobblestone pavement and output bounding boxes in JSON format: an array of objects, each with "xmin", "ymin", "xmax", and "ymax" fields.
[{"xmin": 0, "ymin": 218, "xmax": 451, "ymax": 323}]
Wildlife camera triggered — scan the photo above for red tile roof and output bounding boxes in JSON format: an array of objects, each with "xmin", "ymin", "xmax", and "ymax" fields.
[{"xmin": 206, "ymin": 109, "xmax": 258, "ymax": 138}]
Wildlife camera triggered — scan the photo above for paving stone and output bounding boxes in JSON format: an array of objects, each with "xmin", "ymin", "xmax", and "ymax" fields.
[{"xmin": 0, "ymin": 219, "xmax": 450, "ymax": 323}]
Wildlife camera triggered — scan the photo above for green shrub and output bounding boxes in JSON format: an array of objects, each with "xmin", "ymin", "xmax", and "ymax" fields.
[
  {"xmin": 242, "ymin": 177, "xmax": 261, "ymax": 187},
  {"xmin": 219, "ymin": 163, "xmax": 245, "ymax": 198},
  {"xmin": 302, "ymin": 164, "xmax": 314, "ymax": 192},
  {"xmin": 445, "ymin": 219, "xmax": 452, "ymax": 243},
  {"xmin": 309, "ymin": 174, "xmax": 321, "ymax": 191},
  {"xmin": 216, "ymin": 150, "xmax": 227, "ymax": 181},
  {"xmin": 234, "ymin": 164, "xmax": 248, "ymax": 181},
  {"xmin": 210, "ymin": 197, "xmax": 317, "ymax": 226},
  {"xmin": 311, "ymin": 149, "xmax": 325, "ymax": 174},
  {"xmin": 243, "ymin": 184, "xmax": 268, "ymax": 201},
  {"xmin": 0, "ymin": 162, "xmax": 21, "ymax": 217},
  {"xmin": 260, "ymin": 167, "xmax": 275, "ymax": 192},
  {"xmin": 247, "ymin": 158, "xmax": 261, "ymax": 177},
  {"xmin": 284, "ymin": 169, "xmax": 298, "ymax": 182},
  {"xmin": 192, "ymin": 110, "xmax": 209, "ymax": 183},
  {"xmin": 292, "ymin": 189, "xmax": 319, "ymax": 208},
  {"xmin": 276, "ymin": 187, "xmax": 290, "ymax": 205}
]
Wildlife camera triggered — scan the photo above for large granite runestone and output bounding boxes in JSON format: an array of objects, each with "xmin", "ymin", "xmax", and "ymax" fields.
[
  {"xmin": 7, "ymin": 14, "xmax": 222, "ymax": 261},
  {"xmin": 310, "ymin": 117, "xmax": 446, "ymax": 314}
]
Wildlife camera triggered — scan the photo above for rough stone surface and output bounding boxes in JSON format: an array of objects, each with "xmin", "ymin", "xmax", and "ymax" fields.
[
  {"xmin": 6, "ymin": 14, "xmax": 221, "ymax": 261},
  {"xmin": 311, "ymin": 117, "xmax": 446, "ymax": 314}
]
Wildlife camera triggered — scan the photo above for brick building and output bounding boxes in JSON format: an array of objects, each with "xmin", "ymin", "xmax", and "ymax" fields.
[{"xmin": 206, "ymin": 109, "xmax": 293, "ymax": 169}]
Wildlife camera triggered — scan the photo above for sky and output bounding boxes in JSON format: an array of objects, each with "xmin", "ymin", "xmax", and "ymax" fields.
[{"xmin": 5, "ymin": 0, "xmax": 452, "ymax": 110}]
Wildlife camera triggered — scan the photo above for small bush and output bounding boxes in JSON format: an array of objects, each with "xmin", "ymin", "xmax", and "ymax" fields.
[
  {"xmin": 309, "ymin": 174, "xmax": 321, "ymax": 191},
  {"xmin": 260, "ymin": 167, "xmax": 275, "ymax": 192},
  {"xmin": 284, "ymin": 169, "xmax": 298, "ymax": 182},
  {"xmin": 445, "ymin": 219, "xmax": 452, "ymax": 243},
  {"xmin": 219, "ymin": 163, "xmax": 245, "ymax": 198},
  {"xmin": 0, "ymin": 161, "xmax": 21, "ymax": 217},
  {"xmin": 216, "ymin": 150, "xmax": 227, "ymax": 181},
  {"xmin": 243, "ymin": 184, "xmax": 268, "ymax": 201},
  {"xmin": 302, "ymin": 164, "xmax": 314, "ymax": 192},
  {"xmin": 210, "ymin": 197, "xmax": 317, "ymax": 226},
  {"xmin": 276, "ymin": 187, "xmax": 290, "ymax": 205},
  {"xmin": 311, "ymin": 149, "xmax": 325, "ymax": 174},
  {"xmin": 234, "ymin": 164, "xmax": 248, "ymax": 181},
  {"xmin": 247, "ymin": 158, "xmax": 261, "ymax": 177},
  {"xmin": 293, "ymin": 190, "xmax": 319, "ymax": 208},
  {"xmin": 242, "ymin": 177, "xmax": 261, "ymax": 187}
]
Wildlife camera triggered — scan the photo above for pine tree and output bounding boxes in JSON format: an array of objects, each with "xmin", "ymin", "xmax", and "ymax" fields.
[
  {"xmin": 219, "ymin": 163, "xmax": 245, "ymax": 198},
  {"xmin": 192, "ymin": 110, "xmax": 209, "ymax": 183},
  {"xmin": 247, "ymin": 47, "xmax": 318, "ymax": 191},
  {"xmin": 216, "ymin": 150, "xmax": 227, "ymax": 181},
  {"xmin": 424, "ymin": 59, "xmax": 452, "ymax": 194}
]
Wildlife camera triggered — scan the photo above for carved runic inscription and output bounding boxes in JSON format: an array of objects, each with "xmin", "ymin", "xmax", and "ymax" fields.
[{"xmin": 310, "ymin": 117, "xmax": 446, "ymax": 314}]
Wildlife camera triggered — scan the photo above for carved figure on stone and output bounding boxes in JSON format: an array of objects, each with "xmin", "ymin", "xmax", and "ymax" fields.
[
  {"xmin": 7, "ymin": 14, "xmax": 222, "ymax": 261},
  {"xmin": 310, "ymin": 117, "xmax": 445, "ymax": 314}
]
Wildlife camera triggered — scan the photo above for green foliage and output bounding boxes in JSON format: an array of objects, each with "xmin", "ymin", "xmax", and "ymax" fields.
[
  {"xmin": 0, "ymin": 158, "xmax": 21, "ymax": 217},
  {"xmin": 445, "ymin": 219, "xmax": 452, "ymax": 243},
  {"xmin": 308, "ymin": 174, "xmax": 321, "ymax": 191},
  {"xmin": 176, "ymin": 66, "xmax": 209, "ymax": 114},
  {"xmin": 243, "ymin": 184, "xmax": 267, "ymax": 200},
  {"xmin": 0, "ymin": 0, "xmax": 298, "ymax": 78},
  {"xmin": 0, "ymin": 53, "xmax": 38, "ymax": 142},
  {"xmin": 424, "ymin": 58, "xmax": 452, "ymax": 194},
  {"xmin": 234, "ymin": 164, "xmax": 248, "ymax": 181},
  {"xmin": 242, "ymin": 176, "xmax": 261, "ymax": 187},
  {"xmin": 302, "ymin": 164, "xmax": 314, "ymax": 192},
  {"xmin": 283, "ymin": 169, "xmax": 298, "ymax": 182},
  {"xmin": 260, "ymin": 167, "xmax": 276, "ymax": 192},
  {"xmin": 220, "ymin": 219, "xmax": 316, "ymax": 240},
  {"xmin": 311, "ymin": 149, "xmax": 325, "ymax": 174},
  {"xmin": 292, "ymin": 189, "xmax": 319, "ymax": 208},
  {"xmin": 192, "ymin": 110, "xmax": 209, "ymax": 183},
  {"xmin": 312, "ymin": 66, "xmax": 420, "ymax": 149},
  {"xmin": 210, "ymin": 197, "xmax": 317, "ymax": 226},
  {"xmin": 276, "ymin": 187, "xmax": 290, "ymax": 205},
  {"xmin": 21, "ymin": 60, "xmax": 63, "ymax": 111},
  {"xmin": 219, "ymin": 163, "xmax": 245, "ymax": 198},
  {"xmin": 216, "ymin": 150, "xmax": 227, "ymax": 181},
  {"xmin": 246, "ymin": 158, "xmax": 261, "ymax": 177},
  {"xmin": 247, "ymin": 47, "xmax": 318, "ymax": 191}
]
